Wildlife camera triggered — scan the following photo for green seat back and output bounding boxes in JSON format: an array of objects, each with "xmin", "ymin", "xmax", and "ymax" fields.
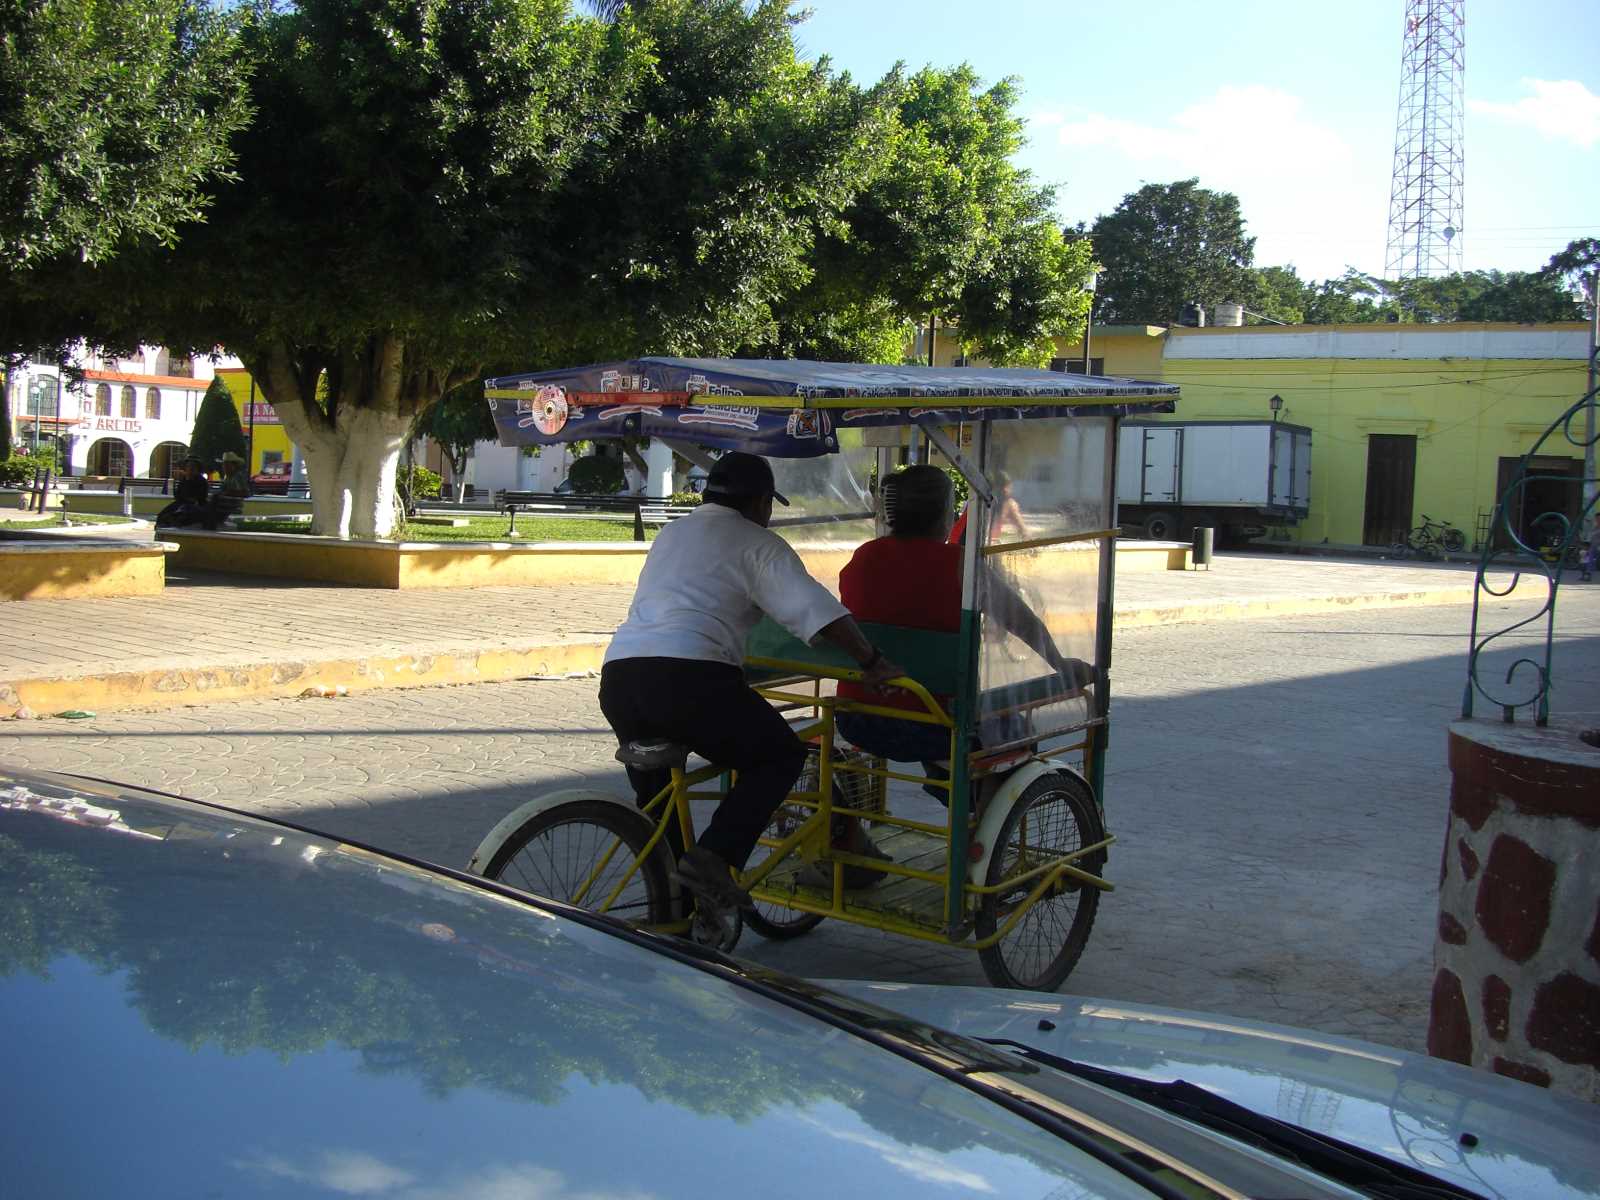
[{"xmin": 744, "ymin": 616, "xmax": 962, "ymax": 695}]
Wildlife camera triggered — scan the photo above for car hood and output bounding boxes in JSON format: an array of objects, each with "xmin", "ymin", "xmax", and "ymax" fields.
[
  {"xmin": 825, "ymin": 981, "xmax": 1600, "ymax": 1200},
  {"xmin": 0, "ymin": 768, "xmax": 1160, "ymax": 1200}
]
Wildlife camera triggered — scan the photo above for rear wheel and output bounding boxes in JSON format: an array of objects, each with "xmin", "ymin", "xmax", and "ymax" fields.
[
  {"xmin": 1389, "ymin": 540, "xmax": 1410, "ymax": 560},
  {"xmin": 746, "ymin": 800, "xmax": 827, "ymax": 940},
  {"xmin": 1442, "ymin": 528, "xmax": 1466, "ymax": 553},
  {"xmin": 745, "ymin": 780, "xmax": 832, "ymax": 947},
  {"xmin": 1142, "ymin": 510, "xmax": 1177, "ymax": 540},
  {"xmin": 483, "ymin": 798, "xmax": 674, "ymax": 927},
  {"xmin": 976, "ymin": 772, "xmax": 1105, "ymax": 991}
]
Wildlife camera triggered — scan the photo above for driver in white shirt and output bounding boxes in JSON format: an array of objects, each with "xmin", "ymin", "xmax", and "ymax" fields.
[{"xmin": 600, "ymin": 452, "xmax": 903, "ymax": 920}]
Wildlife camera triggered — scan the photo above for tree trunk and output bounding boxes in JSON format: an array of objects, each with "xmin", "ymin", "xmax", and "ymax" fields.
[
  {"xmin": 248, "ymin": 336, "xmax": 476, "ymax": 540},
  {"xmin": 0, "ymin": 365, "xmax": 12, "ymax": 460},
  {"xmin": 274, "ymin": 408, "xmax": 410, "ymax": 539}
]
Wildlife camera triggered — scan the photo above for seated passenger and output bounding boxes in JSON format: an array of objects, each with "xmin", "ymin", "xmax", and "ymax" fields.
[{"xmin": 835, "ymin": 466, "xmax": 1092, "ymax": 791}]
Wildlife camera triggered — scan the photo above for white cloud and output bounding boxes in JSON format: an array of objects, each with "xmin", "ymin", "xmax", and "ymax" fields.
[
  {"xmin": 1054, "ymin": 85, "xmax": 1354, "ymax": 175},
  {"xmin": 1469, "ymin": 79, "xmax": 1600, "ymax": 150},
  {"xmin": 236, "ymin": 1154, "xmax": 654, "ymax": 1200},
  {"xmin": 243, "ymin": 1150, "xmax": 416, "ymax": 1195},
  {"xmin": 793, "ymin": 1112, "xmax": 997, "ymax": 1191},
  {"xmin": 1040, "ymin": 85, "xmax": 1387, "ymax": 279}
]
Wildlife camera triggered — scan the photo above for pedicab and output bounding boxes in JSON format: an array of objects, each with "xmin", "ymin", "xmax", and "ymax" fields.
[{"xmin": 468, "ymin": 358, "xmax": 1177, "ymax": 990}]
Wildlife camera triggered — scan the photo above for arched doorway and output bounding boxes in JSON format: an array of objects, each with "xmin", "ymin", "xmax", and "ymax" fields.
[
  {"xmin": 149, "ymin": 441, "xmax": 188, "ymax": 481},
  {"xmin": 87, "ymin": 438, "xmax": 133, "ymax": 478}
]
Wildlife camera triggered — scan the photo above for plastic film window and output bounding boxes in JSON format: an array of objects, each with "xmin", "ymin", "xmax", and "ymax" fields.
[
  {"xmin": 766, "ymin": 434, "xmax": 878, "ymax": 598},
  {"xmin": 975, "ymin": 417, "xmax": 1113, "ymax": 749}
]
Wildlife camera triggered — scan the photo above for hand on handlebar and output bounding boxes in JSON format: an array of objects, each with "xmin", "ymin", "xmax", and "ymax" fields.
[{"xmin": 860, "ymin": 653, "xmax": 908, "ymax": 692}]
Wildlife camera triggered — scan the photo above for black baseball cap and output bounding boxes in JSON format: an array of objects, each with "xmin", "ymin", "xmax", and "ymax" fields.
[{"xmin": 704, "ymin": 451, "xmax": 789, "ymax": 506}]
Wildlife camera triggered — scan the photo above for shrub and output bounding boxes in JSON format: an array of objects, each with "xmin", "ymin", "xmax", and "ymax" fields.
[
  {"xmin": 406, "ymin": 464, "xmax": 443, "ymax": 499},
  {"xmin": 568, "ymin": 454, "xmax": 626, "ymax": 495},
  {"xmin": 0, "ymin": 453, "xmax": 52, "ymax": 486},
  {"xmin": 668, "ymin": 490, "xmax": 703, "ymax": 507},
  {"xmin": 190, "ymin": 377, "xmax": 246, "ymax": 469}
]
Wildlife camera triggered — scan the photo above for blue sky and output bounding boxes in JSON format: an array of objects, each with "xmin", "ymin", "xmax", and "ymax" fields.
[{"xmin": 793, "ymin": 0, "xmax": 1599, "ymax": 283}]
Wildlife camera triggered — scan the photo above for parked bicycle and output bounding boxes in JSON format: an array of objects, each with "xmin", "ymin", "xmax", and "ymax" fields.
[{"xmin": 1391, "ymin": 514, "xmax": 1466, "ymax": 561}]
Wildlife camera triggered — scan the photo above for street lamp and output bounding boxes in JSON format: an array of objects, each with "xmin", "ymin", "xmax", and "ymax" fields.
[
  {"xmin": 1269, "ymin": 393, "xmax": 1284, "ymax": 423},
  {"xmin": 1082, "ymin": 271, "xmax": 1099, "ymax": 376}
]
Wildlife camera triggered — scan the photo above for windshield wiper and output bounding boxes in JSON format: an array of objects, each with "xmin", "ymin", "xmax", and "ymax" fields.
[{"xmin": 981, "ymin": 1039, "xmax": 1489, "ymax": 1200}]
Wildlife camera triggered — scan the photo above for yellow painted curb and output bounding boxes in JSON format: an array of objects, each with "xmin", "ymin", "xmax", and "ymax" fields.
[
  {"xmin": 2, "ymin": 640, "xmax": 608, "ymax": 718},
  {"xmin": 1111, "ymin": 587, "xmax": 1477, "ymax": 628}
]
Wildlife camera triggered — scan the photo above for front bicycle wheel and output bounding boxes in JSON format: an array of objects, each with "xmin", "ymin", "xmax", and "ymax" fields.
[
  {"xmin": 483, "ymin": 798, "xmax": 674, "ymax": 926},
  {"xmin": 976, "ymin": 772, "xmax": 1105, "ymax": 991}
]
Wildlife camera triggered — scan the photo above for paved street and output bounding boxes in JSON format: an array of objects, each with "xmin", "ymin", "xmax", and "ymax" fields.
[{"xmin": 5, "ymin": 587, "xmax": 1596, "ymax": 1053}]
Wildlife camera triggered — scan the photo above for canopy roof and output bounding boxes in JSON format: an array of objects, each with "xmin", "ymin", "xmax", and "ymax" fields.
[{"xmin": 485, "ymin": 357, "xmax": 1178, "ymax": 458}]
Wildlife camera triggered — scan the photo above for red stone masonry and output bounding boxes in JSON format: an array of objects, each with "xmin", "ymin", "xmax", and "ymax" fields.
[{"xmin": 1433, "ymin": 718, "xmax": 1600, "ymax": 1104}]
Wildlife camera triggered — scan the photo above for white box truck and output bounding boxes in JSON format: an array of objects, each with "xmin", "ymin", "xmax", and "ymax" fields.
[{"xmin": 1116, "ymin": 420, "xmax": 1312, "ymax": 544}]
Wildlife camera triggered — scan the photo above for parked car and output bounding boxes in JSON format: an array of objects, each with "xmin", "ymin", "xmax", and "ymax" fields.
[
  {"xmin": 250, "ymin": 459, "xmax": 293, "ymax": 494},
  {"xmin": 3, "ymin": 764, "xmax": 1594, "ymax": 1200}
]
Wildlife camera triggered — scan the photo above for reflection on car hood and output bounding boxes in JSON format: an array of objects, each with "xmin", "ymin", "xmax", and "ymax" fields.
[
  {"xmin": 824, "ymin": 981, "xmax": 1600, "ymax": 1200},
  {"xmin": 0, "ymin": 768, "xmax": 1155, "ymax": 1200}
]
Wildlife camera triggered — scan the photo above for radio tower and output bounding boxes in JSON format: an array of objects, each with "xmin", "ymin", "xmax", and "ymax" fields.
[{"xmin": 1383, "ymin": 1, "xmax": 1465, "ymax": 278}]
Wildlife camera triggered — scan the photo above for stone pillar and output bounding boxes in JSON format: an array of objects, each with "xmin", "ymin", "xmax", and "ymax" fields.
[{"xmin": 1431, "ymin": 717, "xmax": 1600, "ymax": 1102}]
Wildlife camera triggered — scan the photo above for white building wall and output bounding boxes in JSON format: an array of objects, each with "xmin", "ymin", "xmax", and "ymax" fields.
[
  {"xmin": 1164, "ymin": 325, "xmax": 1588, "ymax": 361},
  {"xmin": 8, "ymin": 342, "xmax": 241, "ymax": 477}
]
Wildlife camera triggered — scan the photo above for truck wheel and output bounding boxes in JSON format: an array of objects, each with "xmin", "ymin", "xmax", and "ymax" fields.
[{"xmin": 1142, "ymin": 510, "xmax": 1177, "ymax": 540}]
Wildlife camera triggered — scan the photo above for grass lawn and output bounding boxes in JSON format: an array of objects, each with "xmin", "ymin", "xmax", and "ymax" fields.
[
  {"xmin": 241, "ymin": 514, "xmax": 659, "ymax": 542},
  {"xmin": 0, "ymin": 512, "xmax": 134, "ymax": 530}
]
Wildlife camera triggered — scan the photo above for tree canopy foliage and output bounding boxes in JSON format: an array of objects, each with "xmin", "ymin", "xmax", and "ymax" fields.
[
  {"xmin": 0, "ymin": 0, "xmax": 250, "ymax": 269},
  {"xmin": 757, "ymin": 66, "xmax": 1092, "ymax": 365},
  {"xmin": 33, "ymin": 0, "xmax": 919, "ymax": 537},
  {"xmin": 426, "ymin": 382, "xmax": 499, "ymax": 501},
  {"xmin": 1085, "ymin": 180, "xmax": 1591, "ymax": 330},
  {"xmin": 0, "ymin": 0, "xmax": 251, "ymax": 456},
  {"xmin": 1088, "ymin": 179, "xmax": 1255, "ymax": 325},
  {"xmin": 10, "ymin": 0, "xmax": 1089, "ymax": 537},
  {"xmin": 1235, "ymin": 264, "xmax": 1586, "ymax": 326}
]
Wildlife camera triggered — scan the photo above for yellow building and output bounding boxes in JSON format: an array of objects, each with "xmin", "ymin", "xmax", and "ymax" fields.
[
  {"xmin": 1052, "ymin": 322, "xmax": 1590, "ymax": 549},
  {"xmin": 215, "ymin": 368, "xmax": 296, "ymax": 476}
]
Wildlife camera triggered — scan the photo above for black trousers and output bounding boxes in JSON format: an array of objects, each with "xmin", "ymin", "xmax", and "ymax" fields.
[{"xmin": 599, "ymin": 657, "xmax": 806, "ymax": 871}]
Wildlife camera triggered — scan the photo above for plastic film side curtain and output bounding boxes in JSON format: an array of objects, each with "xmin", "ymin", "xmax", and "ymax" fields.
[{"xmin": 973, "ymin": 416, "xmax": 1113, "ymax": 751}]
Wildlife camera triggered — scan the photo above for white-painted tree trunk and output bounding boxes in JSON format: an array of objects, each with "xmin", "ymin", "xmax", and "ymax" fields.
[
  {"xmin": 273, "ymin": 400, "xmax": 410, "ymax": 539},
  {"xmin": 250, "ymin": 336, "xmax": 476, "ymax": 541}
]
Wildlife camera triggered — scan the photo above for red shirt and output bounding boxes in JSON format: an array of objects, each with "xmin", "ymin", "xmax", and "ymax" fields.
[{"xmin": 837, "ymin": 537, "xmax": 962, "ymax": 712}]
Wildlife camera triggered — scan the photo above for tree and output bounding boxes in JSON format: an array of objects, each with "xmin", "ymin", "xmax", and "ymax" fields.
[
  {"xmin": 426, "ymin": 382, "xmax": 499, "ymax": 503},
  {"xmin": 73, "ymin": 0, "xmax": 886, "ymax": 539},
  {"xmin": 1542, "ymin": 238, "xmax": 1600, "ymax": 309},
  {"xmin": 0, "ymin": 0, "xmax": 250, "ymax": 269},
  {"xmin": 1457, "ymin": 271, "xmax": 1583, "ymax": 322},
  {"xmin": 758, "ymin": 65, "xmax": 1093, "ymax": 365},
  {"xmin": 1089, "ymin": 180, "xmax": 1255, "ymax": 325},
  {"xmin": 0, "ymin": 0, "xmax": 250, "ymax": 458},
  {"xmin": 189, "ymin": 377, "xmax": 245, "ymax": 471},
  {"xmin": 1239, "ymin": 265, "xmax": 1312, "ymax": 325}
]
